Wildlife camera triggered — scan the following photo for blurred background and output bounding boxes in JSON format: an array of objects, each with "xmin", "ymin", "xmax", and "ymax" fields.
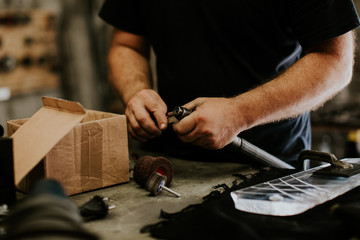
[{"xmin": 0, "ymin": 0, "xmax": 359, "ymax": 159}]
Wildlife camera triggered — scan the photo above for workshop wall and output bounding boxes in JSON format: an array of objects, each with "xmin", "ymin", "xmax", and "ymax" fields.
[
  {"xmin": 0, "ymin": 0, "xmax": 112, "ymax": 136},
  {"xmin": 0, "ymin": 0, "xmax": 359, "ymax": 158}
]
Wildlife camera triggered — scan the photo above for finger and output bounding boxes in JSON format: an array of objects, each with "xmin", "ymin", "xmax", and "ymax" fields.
[
  {"xmin": 178, "ymin": 133, "xmax": 212, "ymax": 148},
  {"xmin": 127, "ymin": 124, "xmax": 148, "ymax": 142},
  {"xmin": 182, "ymin": 98, "xmax": 204, "ymax": 111},
  {"xmin": 132, "ymin": 107, "xmax": 162, "ymax": 136},
  {"xmin": 177, "ymin": 132, "xmax": 199, "ymax": 144},
  {"xmin": 127, "ymin": 112, "xmax": 155, "ymax": 140},
  {"xmin": 173, "ymin": 113, "xmax": 196, "ymax": 135},
  {"xmin": 148, "ymin": 103, "xmax": 168, "ymax": 131},
  {"xmin": 137, "ymin": 90, "xmax": 168, "ymax": 130}
]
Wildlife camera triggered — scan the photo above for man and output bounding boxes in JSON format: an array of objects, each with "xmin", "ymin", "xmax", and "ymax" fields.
[{"xmin": 99, "ymin": 0, "xmax": 360, "ymax": 165}]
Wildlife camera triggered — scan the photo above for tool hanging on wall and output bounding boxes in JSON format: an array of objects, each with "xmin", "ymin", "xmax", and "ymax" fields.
[
  {"xmin": 167, "ymin": 106, "xmax": 294, "ymax": 169},
  {"xmin": 133, "ymin": 155, "xmax": 180, "ymax": 197},
  {"xmin": 0, "ymin": 9, "xmax": 60, "ymax": 96}
]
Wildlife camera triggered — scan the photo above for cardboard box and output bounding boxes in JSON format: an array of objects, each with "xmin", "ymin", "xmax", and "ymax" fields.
[{"xmin": 7, "ymin": 97, "xmax": 129, "ymax": 195}]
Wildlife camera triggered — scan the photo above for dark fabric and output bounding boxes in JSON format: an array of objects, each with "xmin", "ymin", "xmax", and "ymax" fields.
[
  {"xmin": 140, "ymin": 168, "xmax": 360, "ymax": 240},
  {"xmin": 2, "ymin": 180, "xmax": 99, "ymax": 240},
  {"xmin": 99, "ymin": 0, "xmax": 360, "ymax": 163}
]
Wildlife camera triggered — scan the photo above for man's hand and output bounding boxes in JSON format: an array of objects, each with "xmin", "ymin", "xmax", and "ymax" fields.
[
  {"xmin": 107, "ymin": 29, "xmax": 168, "ymax": 142},
  {"xmin": 172, "ymin": 97, "xmax": 243, "ymax": 149},
  {"xmin": 126, "ymin": 89, "xmax": 168, "ymax": 142}
]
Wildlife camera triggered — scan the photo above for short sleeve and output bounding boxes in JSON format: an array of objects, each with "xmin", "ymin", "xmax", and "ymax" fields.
[
  {"xmin": 98, "ymin": 0, "xmax": 147, "ymax": 35},
  {"xmin": 287, "ymin": 0, "xmax": 360, "ymax": 49}
]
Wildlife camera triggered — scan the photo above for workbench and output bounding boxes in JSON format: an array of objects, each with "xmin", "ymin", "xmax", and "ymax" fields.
[{"xmin": 71, "ymin": 139, "xmax": 257, "ymax": 240}]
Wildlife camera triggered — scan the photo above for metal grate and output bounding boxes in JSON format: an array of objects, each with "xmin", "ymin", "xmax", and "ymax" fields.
[{"xmin": 231, "ymin": 158, "xmax": 360, "ymax": 216}]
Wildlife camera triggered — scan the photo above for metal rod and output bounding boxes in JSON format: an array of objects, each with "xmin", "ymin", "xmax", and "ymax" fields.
[
  {"xmin": 161, "ymin": 185, "xmax": 181, "ymax": 198},
  {"xmin": 227, "ymin": 137, "xmax": 295, "ymax": 169}
]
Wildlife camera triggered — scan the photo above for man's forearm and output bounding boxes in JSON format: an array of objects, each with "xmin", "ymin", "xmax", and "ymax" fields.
[
  {"xmin": 233, "ymin": 32, "xmax": 355, "ymax": 131},
  {"xmin": 108, "ymin": 45, "xmax": 152, "ymax": 105}
]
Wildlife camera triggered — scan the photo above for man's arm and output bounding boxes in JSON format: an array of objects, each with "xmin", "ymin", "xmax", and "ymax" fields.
[
  {"xmin": 108, "ymin": 28, "xmax": 168, "ymax": 141},
  {"xmin": 108, "ymin": 28, "xmax": 151, "ymax": 106},
  {"xmin": 174, "ymin": 31, "xmax": 355, "ymax": 149}
]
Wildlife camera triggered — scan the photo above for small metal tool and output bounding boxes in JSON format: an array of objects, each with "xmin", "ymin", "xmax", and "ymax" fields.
[
  {"xmin": 298, "ymin": 150, "xmax": 360, "ymax": 177},
  {"xmin": 167, "ymin": 106, "xmax": 193, "ymax": 124},
  {"xmin": 146, "ymin": 172, "xmax": 181, "ymax": 198}
]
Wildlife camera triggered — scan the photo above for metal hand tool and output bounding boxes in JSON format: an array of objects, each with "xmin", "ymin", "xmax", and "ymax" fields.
[{"xmin": 167, "ymin": 106, "xmax": 294, "ymax": 169}]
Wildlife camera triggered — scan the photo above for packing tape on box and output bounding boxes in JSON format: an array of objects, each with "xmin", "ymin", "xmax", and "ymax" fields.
[{"xmin": 80, "ymin": 123, "xmax": 103, "ymax": 191}]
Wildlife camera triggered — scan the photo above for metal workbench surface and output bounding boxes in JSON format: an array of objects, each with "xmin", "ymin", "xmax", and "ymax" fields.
[{"xmin": 71, "ymin": 139, "xmax": 257, "ymax": 240}]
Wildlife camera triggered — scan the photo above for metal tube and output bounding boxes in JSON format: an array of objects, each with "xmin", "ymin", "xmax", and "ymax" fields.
[{"xmin": 227, "ymin": 137, "xmax": 295, "ymax": 169}]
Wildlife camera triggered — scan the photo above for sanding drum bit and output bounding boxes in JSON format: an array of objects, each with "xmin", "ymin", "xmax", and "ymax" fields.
[
  {"xmin": 133, "ymin": 155, "xmax": 180, "ymax": 198},
  {"xmin": 145, "ymin": 172, "xmax": 181, "ymax": 198}
]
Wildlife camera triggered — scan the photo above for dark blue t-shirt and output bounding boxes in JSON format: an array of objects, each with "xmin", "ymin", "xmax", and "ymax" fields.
[{"xmin": 99, "ymin": 0, "xmax": 360, "ymax": 163}]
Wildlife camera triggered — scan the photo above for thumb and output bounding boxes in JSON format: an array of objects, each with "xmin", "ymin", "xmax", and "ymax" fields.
[{"xmin": 153, "ymin": 108, "xmax": 168, "ymax": 130}]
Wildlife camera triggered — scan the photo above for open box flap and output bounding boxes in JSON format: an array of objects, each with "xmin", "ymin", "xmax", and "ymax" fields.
[{"xmin": 11, "ymin": 97, "xmax": 86, "ymax": 185}]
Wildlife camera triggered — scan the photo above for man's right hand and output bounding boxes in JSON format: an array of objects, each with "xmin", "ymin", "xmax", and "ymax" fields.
[{"xmin": 125, "ymin": 89, "xmax": 168, "ymax": 142}]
